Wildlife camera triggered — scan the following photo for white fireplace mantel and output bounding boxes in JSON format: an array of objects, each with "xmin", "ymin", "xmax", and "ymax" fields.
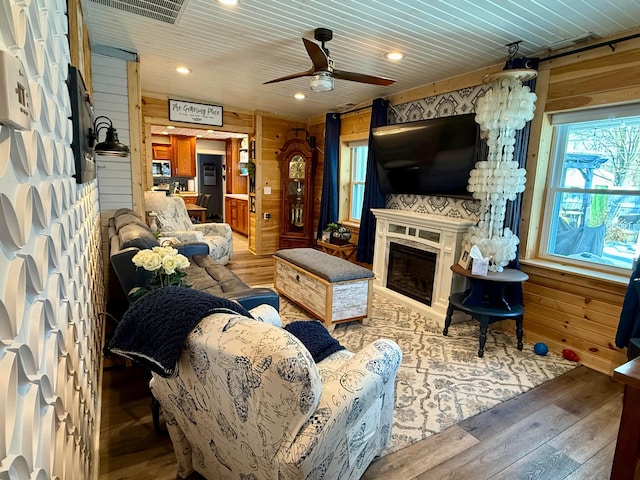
[{"xmin": 371, "ymin": 209, "xmax": 475, "ymax": 325}]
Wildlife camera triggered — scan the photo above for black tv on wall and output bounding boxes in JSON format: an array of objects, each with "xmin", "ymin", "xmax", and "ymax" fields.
[
  {"xmin": 372, "ymin": 113, "xmax": 480, "ymax": 197},
  {"xmin": 68, "ymin": 65, "xmax": 96, "ymax": 183}
]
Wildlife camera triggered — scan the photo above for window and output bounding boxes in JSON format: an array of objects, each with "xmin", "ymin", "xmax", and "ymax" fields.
[
  {"xmin": 542, "ymin": 105, "xmax": 640, "ymax": 271},
  {"xmin": 348, "ymin": 141, "xmax": 368, "ymax": 222}
]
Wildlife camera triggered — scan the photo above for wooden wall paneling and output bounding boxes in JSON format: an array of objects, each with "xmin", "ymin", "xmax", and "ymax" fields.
[
  {"xmin": 141, "ymin": 96, "xmax": 254, "ymax": 133},
  {"xmin": 67, "ymin": 0, "xmax": 92, "ymax": 95},
  {"xmin": 340, "ymin": 109, "xmax": 371, "ymax": 136},
  {"xmin": 254, "ymin": 114, "xmax": 307, "ymax": 254},
  {"xmin": 519, "ymin": 69, "xmax": 551, "ymax": 259},
  {"xmin": 127, "ymin": 61, "xmax": 144, "ymax": 215},
  {"xmin": 518, "ymin": 265, "xmax": 628, "ymax": 373},
  {"xmin": 308, "ymin": 122, "xmax": 324, "ymax": 238}
]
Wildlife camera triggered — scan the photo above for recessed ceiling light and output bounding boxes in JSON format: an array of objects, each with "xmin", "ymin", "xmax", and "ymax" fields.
[
  {"xmin": 167, "ymin": 125, "xmax": 175, "ymax": 129},
  {"xmin": 385, "ymin": 51, "xmax": 404, "ymax": 61},
  {"xmin": 206, "ymin": 129, "xmax": 214, "ymax": 133},
  {"xmin": 197, "ymin": 134, "xmax": 203, "ymax": 138},
  {"xmin": 217, "ymin": 0, "xmax": 238, "ymax": 6},
  {"xmin": 176, "ymin": 66, "xmax": 191, "ymax": 74},
  {"xmin": 161, "ymin": 131, "xmax": 169, "ymax": 135},
  {"xmin": 294, "ymin": 93, "xmax": 306, "ymax": 100}
]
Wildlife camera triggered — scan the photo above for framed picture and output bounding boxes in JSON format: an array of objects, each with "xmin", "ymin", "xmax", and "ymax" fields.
[{"xmin": 458, "ymin": 245, "xmax": 472, "ymax": 269}]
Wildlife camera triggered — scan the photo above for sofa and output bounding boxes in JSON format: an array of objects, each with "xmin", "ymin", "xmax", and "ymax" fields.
[
  {"xmin": 140, "ymin": 300, "xmax": 402, "ymax": 480},
  {"xmin": 155, "ymin": 196, "xmax": 233, "ymax": 265},
  {"xmin": 108, "ymin": 208, "xmax": 278, "ymax": 311}
]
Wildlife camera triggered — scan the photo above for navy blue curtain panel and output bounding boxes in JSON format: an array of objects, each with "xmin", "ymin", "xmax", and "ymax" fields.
[
  {"xmin": 316, "ymin": 113, "xmax": 341, "ymax": 239},
  {"xmin": 356, "ymin": 98, "xmax": 389, "ymax": 263}
]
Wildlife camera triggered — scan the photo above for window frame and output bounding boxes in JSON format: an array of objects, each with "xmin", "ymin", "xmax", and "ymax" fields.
[
  {"xmin": 347, "ymin": 139, "xmax": 368, "ymax": 223},
  {"xmin": 338, "ymin": 135, "xmax": 369, "ymax": 226},
  {"xmin": 538, "ymin": 104, "xmax": 640, "ymax": 275}
]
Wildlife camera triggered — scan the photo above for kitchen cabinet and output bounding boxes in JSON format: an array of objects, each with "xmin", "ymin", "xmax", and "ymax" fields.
[
  {"xmin": 171, "ymin": 135, "xmax": 196, "ymax": 177},
  {"xmin": 152, "ymin": 144, "xmax": 172, "ymax": 160},
  {"xmin": 180, "ymin": 195, "xmax": 198, "ymax": 205},
  {"xmin": 225, "ymin": 138, "xmax": 247, "ymax": 194},
  {"xmin": 225, "ymin": 196, "xmax": 248, "ymax": 235}
]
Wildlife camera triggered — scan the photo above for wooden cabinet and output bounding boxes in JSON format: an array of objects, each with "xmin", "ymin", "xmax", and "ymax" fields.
[
  {"xmin": 225, "ymin": 197, "xmax": 248, "ymax": 235},
  {"xmin": 152, "ymin": 144, "xmax": 172, "ymax": 160},
  {"xmin": 171, "ymin": 136, "xmax": 196, "ymax": 177},
  {"xmin": 181, "ymin": 195, "xmax": 197, "ymax": 205},
  {"xmin": 225, "ymin": 138, "xmax": 248, "ymax": 194}
]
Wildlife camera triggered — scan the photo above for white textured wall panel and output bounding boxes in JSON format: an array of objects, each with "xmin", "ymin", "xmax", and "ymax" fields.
[{"xmin": 0, "ymin": 0, "xmax": 105, "ymax": 478}]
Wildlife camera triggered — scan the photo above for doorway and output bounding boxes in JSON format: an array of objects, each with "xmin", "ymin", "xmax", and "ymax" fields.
[{"xmin": 197, "ymin": 153, "xmax": 224, "ymax": 221}]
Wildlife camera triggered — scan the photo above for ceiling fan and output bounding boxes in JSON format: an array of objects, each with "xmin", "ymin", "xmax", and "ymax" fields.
[{"xmin": 264, "ymin": 28, "xmax": 396, "ymax": 92}]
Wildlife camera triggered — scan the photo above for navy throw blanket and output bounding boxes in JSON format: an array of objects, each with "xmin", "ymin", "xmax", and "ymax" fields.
[
  {"xmin": 109, "ymin": 286, "xmax": 252, "ymax": 377},
  {"xmin": 284, "ymin": 320, "xmax": 345, "ymax": 362}
]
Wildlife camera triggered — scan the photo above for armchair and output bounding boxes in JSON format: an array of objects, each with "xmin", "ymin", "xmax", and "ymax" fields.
[
  {"xmin": 155, "ymin": 196, "xmax": 233, "ymax": 265},
  {"xmin": 150, "ymin": 310, "xmax": 402, "ymax": 480}
]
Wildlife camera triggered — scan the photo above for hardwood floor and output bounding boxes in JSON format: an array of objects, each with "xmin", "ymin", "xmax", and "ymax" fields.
[{"xmin": 98, "ymin": 234, "xmax": 625, "ymax": 479}]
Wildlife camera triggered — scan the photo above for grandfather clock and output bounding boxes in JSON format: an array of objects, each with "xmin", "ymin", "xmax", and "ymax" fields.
[{"xmin": 278, "ymin": 138, "xmax": 315, "ymax": 249}]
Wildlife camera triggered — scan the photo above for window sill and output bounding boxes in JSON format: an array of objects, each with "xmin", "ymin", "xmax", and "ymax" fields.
[
  {"xmin": 519, "ymin": 257, "xmax": 630, "ymax": 287},
  {"xmin": 340, "ymin": 220, "xmax": 360, "ymax": 231}
]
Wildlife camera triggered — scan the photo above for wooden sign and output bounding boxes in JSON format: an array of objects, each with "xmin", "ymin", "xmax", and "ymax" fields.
[{"xmin": 168, "ymin": 99, "xmax": 223, "ymax": 126}]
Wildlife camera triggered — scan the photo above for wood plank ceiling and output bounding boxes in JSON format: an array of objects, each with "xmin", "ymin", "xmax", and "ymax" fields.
[{"xmin": 84, "ymin": 0, "xmax": 640, "ymax": 121}]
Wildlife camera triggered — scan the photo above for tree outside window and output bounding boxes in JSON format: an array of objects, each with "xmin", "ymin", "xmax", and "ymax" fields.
[{"xmin": 544, "ymin": 108, "xmax": 640, "ymax": 271}]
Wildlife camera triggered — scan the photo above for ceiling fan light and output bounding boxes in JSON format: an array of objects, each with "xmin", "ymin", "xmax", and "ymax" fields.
[{"xmin": 310, "ymin": 72, "xmax": 334, "ymax": 92}]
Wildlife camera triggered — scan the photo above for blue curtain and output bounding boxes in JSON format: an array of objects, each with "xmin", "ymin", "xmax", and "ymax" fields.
[
  {"xmin": 356, "ymin": 98, "xmax": 388, "ymax": 263},
  {"xmin": 316, "ymin": 113, "xmax": 341, "ymax": 238}
]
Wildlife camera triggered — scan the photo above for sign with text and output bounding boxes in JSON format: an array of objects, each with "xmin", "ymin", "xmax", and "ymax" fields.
[{"xmin": 168, "ymin": 99, "xmax": 223, "ymax": 126}]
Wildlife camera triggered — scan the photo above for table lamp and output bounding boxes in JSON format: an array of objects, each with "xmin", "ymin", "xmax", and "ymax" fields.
[{"xmin": 144, "ymin": 191, "xmax": 167, "ymax": 234}]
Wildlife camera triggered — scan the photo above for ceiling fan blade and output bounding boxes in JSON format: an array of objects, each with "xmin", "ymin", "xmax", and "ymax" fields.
[
  {"xmin": 302, "ymin": 37, "xmax": 329, "ymax": 71},
  {"xmin": 263, "ymin": 68, "xmax": 314, "ymax": 84},
  {"xmin": 333, "ymin": 69, "xmax": 396, "ymax": 86}
]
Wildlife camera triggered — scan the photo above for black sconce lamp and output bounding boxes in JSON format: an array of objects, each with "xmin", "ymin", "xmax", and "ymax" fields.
[{"xmin": 92, "ymin": 115, "xmax": 130, "ymax": 157}]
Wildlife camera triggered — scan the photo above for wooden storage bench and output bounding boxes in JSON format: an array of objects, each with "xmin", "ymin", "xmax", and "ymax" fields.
[{"xmin": 273, "ymin": 248, "xmax": 374, "ymax": 331}]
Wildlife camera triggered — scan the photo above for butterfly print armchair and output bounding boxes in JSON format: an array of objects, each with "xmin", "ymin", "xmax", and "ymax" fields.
[{"xmin": 149, "ymin": 310, "xmax": 402, "ymax": 480}]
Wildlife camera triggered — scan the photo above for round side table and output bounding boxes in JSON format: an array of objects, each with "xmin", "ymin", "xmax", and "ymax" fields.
[{"xmin": 443, "ymin": 264, "xmax": 529, "ymax": 357}]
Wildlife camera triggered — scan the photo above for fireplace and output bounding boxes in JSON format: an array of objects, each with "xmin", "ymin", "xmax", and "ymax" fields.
[
  {"xmin": 371, "ymin": 209, "xmax": 475, "ymax": 325},
  {"xmin": 387, "ymin": 242, "xmax": 436, "ymax": 306}
]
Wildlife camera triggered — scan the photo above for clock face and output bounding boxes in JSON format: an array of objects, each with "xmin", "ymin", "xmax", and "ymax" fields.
[{"xmin": 289, "ymin": 155, "xmax": 305, "ymax": 179}]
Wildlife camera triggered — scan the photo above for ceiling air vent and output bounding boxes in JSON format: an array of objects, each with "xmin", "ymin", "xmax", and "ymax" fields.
[{"xmin": 89, "ymin": 0, "xmax": 189, "ymax": 25}]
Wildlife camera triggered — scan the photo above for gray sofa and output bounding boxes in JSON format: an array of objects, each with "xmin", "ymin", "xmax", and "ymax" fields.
[{"xmin": 108, "ymin": 208, "xmax": 278, "ymax": 311}]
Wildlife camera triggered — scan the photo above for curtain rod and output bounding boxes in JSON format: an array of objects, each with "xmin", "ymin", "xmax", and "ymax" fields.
[
  {"xmin": 539, "ymin": 32, "xmax": 640, "ymax": 62},
  {"xmin": 338, "ymin": 104, "xmax": 373, "ymax": 116}
]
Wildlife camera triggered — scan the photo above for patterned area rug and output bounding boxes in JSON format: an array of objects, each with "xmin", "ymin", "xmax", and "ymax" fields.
[{"xmin": 277, "ymin": 292, "xmax": 578, "ymax": 456}]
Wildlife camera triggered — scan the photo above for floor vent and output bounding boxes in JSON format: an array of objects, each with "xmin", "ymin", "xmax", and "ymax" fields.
[{"xmin": 88, "ymin": 0, "xmax": 188, "ymax": 25}]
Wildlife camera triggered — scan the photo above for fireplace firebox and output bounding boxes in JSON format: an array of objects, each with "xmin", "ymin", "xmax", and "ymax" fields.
[{"xmin": 387, "ymin": 242, "xmax": 436, "ymax": 306}]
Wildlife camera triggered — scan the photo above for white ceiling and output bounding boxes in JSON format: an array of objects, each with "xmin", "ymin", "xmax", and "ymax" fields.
[{"xmin": 84, "ymin": 0, "xmax": 640, "ymax": 121}]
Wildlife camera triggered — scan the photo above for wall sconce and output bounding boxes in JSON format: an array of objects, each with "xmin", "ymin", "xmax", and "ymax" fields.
[{"xmin": 93, "ymin": 115, "xmax": 130, "ymax": 157}]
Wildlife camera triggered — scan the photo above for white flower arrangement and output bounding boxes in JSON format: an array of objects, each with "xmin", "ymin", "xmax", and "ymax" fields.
[{"xmin": 130, "ymin": 247, "xmax": 190, "ymax": 300}]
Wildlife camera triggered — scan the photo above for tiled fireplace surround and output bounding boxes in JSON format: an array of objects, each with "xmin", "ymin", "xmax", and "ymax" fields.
[{"xmin": 371, "ymin": 209, "xmax": 475, "ymax": 325}]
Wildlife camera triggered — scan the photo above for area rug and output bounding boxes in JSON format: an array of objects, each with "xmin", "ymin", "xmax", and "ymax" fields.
[{"xmin": 276, "ymin": 291, "xmax": 578, "ymax": 457}]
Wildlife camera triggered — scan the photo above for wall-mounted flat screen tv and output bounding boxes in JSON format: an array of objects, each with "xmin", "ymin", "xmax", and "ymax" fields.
[
  {"xmin": 68, "ymin": 65, "xmax": 96, "ymax": 183},
  {"xmin": 372, "ymin": 113, "xmax": 481, "ymax": 197}
]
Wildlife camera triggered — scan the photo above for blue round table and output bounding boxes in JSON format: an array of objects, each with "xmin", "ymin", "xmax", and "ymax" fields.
[{"xmin": 443, "ymin": 264, "xmax": 529, "ymax": 357}]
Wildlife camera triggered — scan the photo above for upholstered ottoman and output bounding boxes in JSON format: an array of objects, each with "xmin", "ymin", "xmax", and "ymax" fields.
[{"xmin": 273, "ymin": 248, "xmax": 374, "ymax": 331}]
